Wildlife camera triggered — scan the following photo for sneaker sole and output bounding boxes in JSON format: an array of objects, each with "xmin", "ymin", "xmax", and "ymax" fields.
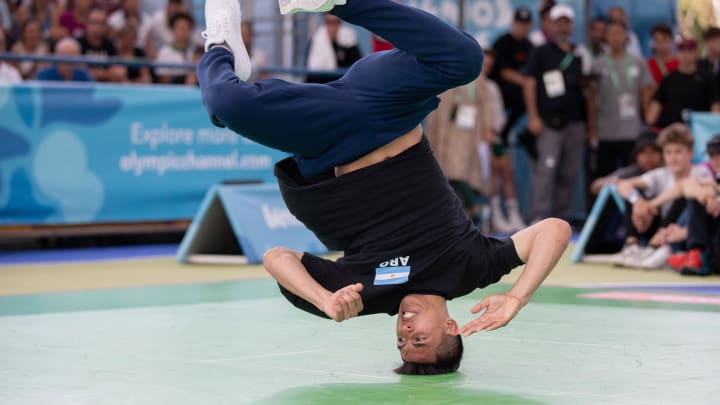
[{"xmin": 280, "ymin": 0, "xmax": 335, "ymax": 15}]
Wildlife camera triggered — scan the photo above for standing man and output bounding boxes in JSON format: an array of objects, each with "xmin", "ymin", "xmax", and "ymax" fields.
[
  {"xmin": 523, "ymin": 4, "xmax": 587, "ymax": 223},
  {"xmin": 698, "ymin": 27, "xmax": 720, "ymax": 84},
  {"xmin": 647, "ymin": 24, "xmax": 677, "ymax": 85},
  {"xmin": 646, "ymin": 38, "xmax": 720, "ymax": 129},
  {"xmin": 587, "ymin": 19, "xmax": 655, "ymax": 177},
  {"xmin": 490, "ymin": 6, "xmax": 533, "ymax": 146}
]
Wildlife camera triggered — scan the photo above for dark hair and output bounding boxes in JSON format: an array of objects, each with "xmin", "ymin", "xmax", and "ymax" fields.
[
  {"xmin": 590, "ymin": 17, "xmax": 608, "ymax": 26},
  {"xmin": 169, "ymin": 12, "xmax": 195, "ymax": 29},
  {"xmin": 703, "ymin": 27, "xmax": 720, "ymax": 41},
  {"xmin": 650, "ymin": 23, "xmax": 673, "ymax": 38},
  {"xmin": 394, "ymin": 334, "xmax": 463, "ymax": 375}
]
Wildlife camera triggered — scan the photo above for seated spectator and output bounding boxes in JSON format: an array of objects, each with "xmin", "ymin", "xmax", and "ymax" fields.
[
  {"xmin": 590, "ymin": 131, "xmax": 664, "ymax": 195},
  {"xmin": 115, "ymin": 23, "xmax": 151, "ymax": 83},
  {"xmin": 59, "ymin": 0, "xmax": 93, "ymax": 38},
  {"xmin": 305, "ymin": 13, "xmax": 362, "ymax": 83},
  {"xmin": 139, "ymin": 0, "xmax": 185, "ymax": 59},
  {"xmin": 107, "ymin": 0, "xmax": 145, "ymax": 39},
  {"xmin": 0, "ymin": 0, "xmax": 10, "ymax": 38},
  {"xmin": 647, "ymin": 24, "xmax": 678, "ymax": 85},
  {"xmin": 656, "ymin": 135, "xmax": 720, "ymax": 275},
  {"xmin": 36, "ymin": 36, "xmax": 93, "ymax": 81},
  {"xmin": 79, "ymin": 7, "xmax": 125, "ymax": 82},
  {"xmin": 10, "ymin": 18, "xmax": 49, "ymax": 79},
  {"xmin": 12, "ymin": 0, "xmax": 64, "ymax": 41},
  {"xmin": 0, "ymin": 29, "xmax": 22, "ymax": 83},
  {"xmin": 614, "ymin": 124, "xmax": 707, "ymax": 268},
  {"xmin": 646, "ymin": 38, "xmax": 720, "ymax": 129},
  {"xmin": 154, "ymin": 12, "xmax": 194, "ymax": 85},
  {"xmin": 241, "ymin": 21, "xmax": 268, "ymax": 82},
  {"xmin": 585, "ymin": 132, "xmax": 663, "ymax": 255}
]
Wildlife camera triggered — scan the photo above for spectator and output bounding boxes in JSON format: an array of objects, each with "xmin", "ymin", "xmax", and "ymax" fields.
[
  {"xmin": 586, "ymin": 17, "xmax": 607, "ymax": 58},
  {"xmin": 607, "ymin": 6, "xmax": 643, "ymax": 57},
  {"xmin": 698, "ymin": 27, "xmax": 720, "ymax": 83},
  {"xmin": 115, "ymin": 23, "xmax": 150, "ymax": 83},
  {"xmin": 305, "ymin": 13, "xmax": 362, "ymax": 84},
  {"xmin": 587, "ymin": 19, "xmax": 655, "ymax": 177},
  {"xmin": 107, "ymin": 0, "xmax": 145, "ymax": 39},
  {"xmin": 36, "ymin": 36, "xmax": 93, "ymax": 81},
  {"xmin": 139, "ymin": 0, "xmax": 186, "ymax": 59},
  {"xmin": 590, "ymin": 131, "xmax": 663, "ymax": 195},
  {"xmin": 614, "ymin": 124, "xmax": 706, "ymax": 268},
  {"xmin": 426, "ymin": 50, "xmax": 498, "ymax": 225},
  {"xmin": 0, "ymin": 29, "xmax": 22, "ymax": 83},
  {"xmin": 646, "ymin": 38, "xmax": 720, "ymax": 129},
  {"xmin": 529, "ymin": 0, "xmax": 555, "ymax": 47},
  {"xmin": 79, "ymin": 7, "xmax": 124, "ymax": 82},
  {"xmin": 10, "ymin": 18, "xmax": 49, "ymax": 79},
  {"xmin": 154, "ymin": 11, "xmax": 194, "ymax": 85},
  {"xmin": 523, "ymin": 4, "xmax": 587, "ymax": 223},
  {"xmin": 647, "ymin": 24, "xmax": 677, "ymax": 85},
  {"xmin": 59, "ymin": 0, "xmax": 93, "ymax": 38},
  {"xmin": 490, "ymin": 6, "xmax": 533, "ymax": 147},
  {"xmin": 12, "ymin": 0, "xmax": 64, "ymax": 41},
  {"xmin": 241, "ymin": 21, "xmax": 268, "ymax": 82},
  {"xmin": 585, "ymin": 131, "xmax": 663, "ymax": 255},
  {"xmin": 660, "ymin": 135, "xmax": 720, "ymax": 275}
]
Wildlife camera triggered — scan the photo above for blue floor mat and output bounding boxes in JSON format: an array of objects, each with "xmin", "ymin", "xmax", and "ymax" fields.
[{"xmin": 0, "ymin": 244, "xmax": 178, "ymax": 265}]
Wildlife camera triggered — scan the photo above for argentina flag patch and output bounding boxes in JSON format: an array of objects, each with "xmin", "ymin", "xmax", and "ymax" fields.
[{"xmin": 374, "ymin": 266, "xmax": 410, "ymax": 285}]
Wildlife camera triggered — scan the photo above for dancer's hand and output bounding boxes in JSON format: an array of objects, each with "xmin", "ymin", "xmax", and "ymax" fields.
[
  {"xmin": 459, "ymin": 294, "xmax": 523, "ymax": 336},
  {"xmin": 322, "ymin": 283, "xmax": 364, "ymax": 322}
]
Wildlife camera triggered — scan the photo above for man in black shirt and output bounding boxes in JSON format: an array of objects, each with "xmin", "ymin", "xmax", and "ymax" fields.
[
  {"xmin": 491, "ymin": 6, "xmax": 534, "ymax": 143},
  {"xmin": 199, "ymin": 0, "xmax": 572, "ymax": 375},
  {"xmin": 646, "ymin": 38, "xmax": 720, "ymax": 128},
  {"xmin": 523, "ymin": 4, "xmax": 587, "ymax": 222},
  {"xmin": 78, "ymin": 7, "xmax": 124, "ymax": 82}
]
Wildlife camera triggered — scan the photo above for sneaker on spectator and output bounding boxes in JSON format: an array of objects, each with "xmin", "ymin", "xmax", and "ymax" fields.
[
  {"xmin": 617, "ymin": 245, "xmax": 656, "ymax": 268},
  {"xmin": 610, "ymin": 244, "xmax": 640, "ymax": 266},
  {"xmin": 279, "ymin": 0, "xmax": 346, "ymax": 15},
  {"xmin": 639, "ymin": 245, "xmax": 671, "ymax": 269},
  {"xmin": 202, "ymin": 0, "xmax": 252, "ymax": 80},
  {"xmin": 670, "ymin": 249, "xmax": 710, "ymax": 276},
  {"xmin": 667, "ymin": 251, "xmax": 688, "ymax": 270}
]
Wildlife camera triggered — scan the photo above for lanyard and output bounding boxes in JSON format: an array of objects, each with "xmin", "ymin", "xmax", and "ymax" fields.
[
  {"xmin": 558, "ymin": 52, "xmax": 574, "ymax": 71},
  {"xmin": 654, "ymin": 57, "xmax": 668, "ymax": 77},
  {"xmin": 606, "ymin": 54, "xmax": 634, "ymax": 91},
  {"xmin": 455, "ymin": 80, "xmax": 476, "ymax": 104}
]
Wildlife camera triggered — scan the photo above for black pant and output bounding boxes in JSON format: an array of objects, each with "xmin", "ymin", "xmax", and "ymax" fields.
[
  {"xmin": 596, "ymin": 140, "xmax": 636, "ymax": 178},
  {"xmin": 686, "ymin": 200, "xmax": 720, "ymax": 273},
  {"xmin": 625, "ymin": 198, "xmax": 686, "ymax": 242},
  {"xmin": 499, "ymin": 104, "xmax": 526, "ymax": 145}
]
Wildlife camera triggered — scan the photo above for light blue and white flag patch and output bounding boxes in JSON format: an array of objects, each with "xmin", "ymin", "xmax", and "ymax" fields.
[{"xmin": 374, "ymin": 266, "xmax": 410, "ymax": 285}]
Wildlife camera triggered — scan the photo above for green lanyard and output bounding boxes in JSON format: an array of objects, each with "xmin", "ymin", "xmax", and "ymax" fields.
[
  {"xmin": 606, "ymin": 54, "xmax": 634, "ymax": 91},
  {"xmin": 558, "ymin": 52, "xmax": 574, "ymax": 71},
  {"xmin": 455, "ymin": 81, "xmax": 476, "ymax": 104}
]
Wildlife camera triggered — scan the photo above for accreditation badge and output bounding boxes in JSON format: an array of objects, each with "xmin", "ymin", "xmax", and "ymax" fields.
[
  {"xmin": 455, "ymin": 104, "xmax": 478, "ymax": 129},
  {"xmin": 618, "ymin": 92, "xmax": 637, "ymax": 119},
  {"xmin": 543, "ymin": 69, "xmax": 566, "ymax": 98}
]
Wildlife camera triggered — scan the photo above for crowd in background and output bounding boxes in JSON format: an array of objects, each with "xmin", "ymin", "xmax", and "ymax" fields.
[
  {"xmin": 424, "ymin": 0, "xmax": 720, "ymax": 275},
  {"xmin": 1, "ymin": 0, "xmax": 718, "ymax": 274},
  {"xmin": 0, "ymin": 0, "xmax": 268, "ymax": 83}
]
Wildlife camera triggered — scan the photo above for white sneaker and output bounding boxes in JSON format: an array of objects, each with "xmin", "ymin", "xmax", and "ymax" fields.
[
  {"xmin": 610, "ymin": 244, "xmax": 644, "ymax": 267},
  {"xmin": 491, "ymin": 209, "xmax": 515, "ymax": 234},
  {"xmin": 202, "ymin": 0, "xmax": 251, "ymax": 80},
  {"xmin": 639, "ymin": 245, "xmax": 671, "ymax": 269},
  {"xmin": 622, "ymin": 246, "xmax": 656, "ymax": 268},
  {"xmin": 279, "ymin": 0, "xmax": 346, "ymax": 15}
]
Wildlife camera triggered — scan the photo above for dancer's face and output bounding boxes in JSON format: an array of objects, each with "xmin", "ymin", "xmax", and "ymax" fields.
[{"xmin": 396, "ymin": 294, "xmax": 458, "ymax": 363}]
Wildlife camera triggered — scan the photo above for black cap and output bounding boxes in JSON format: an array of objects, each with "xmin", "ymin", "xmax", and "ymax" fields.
[
  {"xmin": 633, "ymin": 131, "xmax": 661, "ymax": 156},
  {"xmin": 707, "ymin": 134, "xmax": 720, "ymax": 154},
  {"xmin": 514, "ymin": 6, "xmax": 532, "ymax": 23}
]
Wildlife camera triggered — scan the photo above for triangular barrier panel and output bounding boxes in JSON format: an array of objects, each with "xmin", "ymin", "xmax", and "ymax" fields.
[
  {"xmin": 571, "ymin": 184, "xmax": 626, "ymax": 263},
  {"xmin": 177, "ymin": 184, "xmax": 328, "ymax": 264}
]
